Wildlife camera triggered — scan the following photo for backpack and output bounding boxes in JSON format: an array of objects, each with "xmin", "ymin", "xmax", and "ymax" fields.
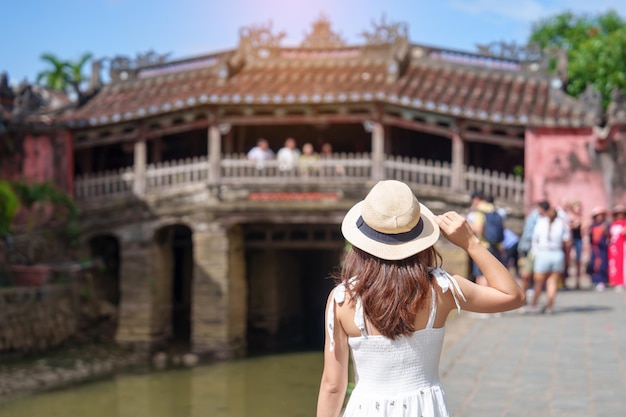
[{"xmin": 481, "ymin": 210, "xmax": 504, "ymax": 246}]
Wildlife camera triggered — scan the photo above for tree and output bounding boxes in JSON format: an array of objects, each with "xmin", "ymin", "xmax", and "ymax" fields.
[
  {"xmin": 36, "ymin": 53, "xmax": 70, "ymax": 91},
  {"xmin": 35, "ymin": 52, "xmax": 93, "ymax": 102},
  {"xmin": 529, "ymin": 10, "xmax": 626, "ymax": 109}
]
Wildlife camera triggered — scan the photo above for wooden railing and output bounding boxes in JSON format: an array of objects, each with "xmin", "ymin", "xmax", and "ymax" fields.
[
  {"xmin": 74, "ymin": 167, "xmax": 134, "ymax": 200},
  {"xmin": 74, "ymin": 153, "xmax": 524, "ymax": 203}
]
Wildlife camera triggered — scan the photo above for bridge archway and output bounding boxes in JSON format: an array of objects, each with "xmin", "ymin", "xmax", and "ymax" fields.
[
  {"xmin": 243, "ymin": 223, "xmax": 343, "ymax": 353},
  {"xmin": 87, "ymin": 235, "xmax": 120, "ymax": 339},
  {"xmin": 154, "ymin": 224, "xmax": 193, "ymax": 345}
]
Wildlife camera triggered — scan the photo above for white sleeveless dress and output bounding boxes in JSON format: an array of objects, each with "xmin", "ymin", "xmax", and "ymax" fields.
[{"xmin": 327, "ymin": 267, "xmax": 466, "ymax": 417}]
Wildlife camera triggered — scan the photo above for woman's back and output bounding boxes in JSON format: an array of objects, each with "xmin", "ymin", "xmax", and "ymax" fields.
[{"xmin": 328, "ymin": 269, "xmax": 464, "ymax": 416}]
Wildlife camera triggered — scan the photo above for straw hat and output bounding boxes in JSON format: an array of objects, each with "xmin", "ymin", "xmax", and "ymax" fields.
[
  {"xmin": 591, "ymin": 206, "xmax": 607, "ymax": 217},
  {"xmin": 341, "ymin": 180, "xmax": 440, "ymax": 260},
  {"xmin": 612, "ymin": 204, "xmax": 626, "ymax": 214}
]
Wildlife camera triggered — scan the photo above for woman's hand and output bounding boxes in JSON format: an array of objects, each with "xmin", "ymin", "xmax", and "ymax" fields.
[{"xmin": 434, "ymin": 211, "xmax": 481, "ymax": 251}]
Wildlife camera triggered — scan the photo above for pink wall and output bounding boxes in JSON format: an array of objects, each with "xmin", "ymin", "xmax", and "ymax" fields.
[
  {"xmin": 525, "ymin": 127, "xmax": 626, "ymax": 225},
  {"xmin": 2, "ymin": 131, "xmax": 73, "ymax": 194}
]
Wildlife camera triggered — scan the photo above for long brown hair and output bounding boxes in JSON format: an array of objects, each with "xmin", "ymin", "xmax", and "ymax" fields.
[{"xmin": 336, "ymin": 246, "xmax": 442, "ymax": 339}]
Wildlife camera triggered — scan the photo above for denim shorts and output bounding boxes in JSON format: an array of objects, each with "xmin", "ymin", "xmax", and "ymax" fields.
[{"xmin": 533, "ymin": 250, "xmax": 565, "ymax": 274}]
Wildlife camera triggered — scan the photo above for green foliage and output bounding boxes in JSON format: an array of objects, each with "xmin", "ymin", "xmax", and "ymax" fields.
[
  {"xmin": 529, "ymin": 10, "xmax": 626, "ymax": 109},
  {"xmin": 2, "ymin": 180, "xmax": 79, "ymax": 242},
  {"xmin": 0, "ymin": 181, "xmax": 20, "ymax": 236},
  {"xmin": 36, "ymin": 52, "xmax": 93, "ymax": 97}
]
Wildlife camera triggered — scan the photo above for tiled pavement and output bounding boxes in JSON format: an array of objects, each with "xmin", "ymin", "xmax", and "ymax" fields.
[{"xmin": 440, "ymin": 285, "xmax": 626, "ymax": 417}]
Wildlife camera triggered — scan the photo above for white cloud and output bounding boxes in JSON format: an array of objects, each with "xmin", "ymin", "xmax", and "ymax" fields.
[
  {"xmin": 450, "ymin": 0, "xmax": 626, "ymax": 23},
  {"xmin": 554, "ymin": 0, "xmax": 626, "ymax": 17},
  {"xmin": 449, "ymin": 0, "xmax": 555, "ymax": 22}
]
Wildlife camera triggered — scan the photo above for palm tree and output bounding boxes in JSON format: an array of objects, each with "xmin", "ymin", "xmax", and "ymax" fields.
[
  {"xmin": 36, "ymin": 53, "xmax": 70, "ymax": 91},
  {"xmin": 66, "ymin": 52, "xmax": 93, "ymax": 100},
  {"xmin": 35, "ymin": 52, "xmax": 93, "ymax": 102}
]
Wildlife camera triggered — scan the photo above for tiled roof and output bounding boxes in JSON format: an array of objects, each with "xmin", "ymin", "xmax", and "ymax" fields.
[{"xmin": 65, "ymin": 44, "xmax": 595, "ymax": 129}]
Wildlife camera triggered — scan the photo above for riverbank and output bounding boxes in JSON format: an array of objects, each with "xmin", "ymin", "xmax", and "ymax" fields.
[{"xmin": 0, "ymin": 343, "xmax": 149, "ymax": 404}]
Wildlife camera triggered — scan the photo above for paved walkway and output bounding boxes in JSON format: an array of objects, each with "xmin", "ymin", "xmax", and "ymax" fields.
[{"xmin": 440, "ymin": 286, "xmax": 626, "ymax": 417}]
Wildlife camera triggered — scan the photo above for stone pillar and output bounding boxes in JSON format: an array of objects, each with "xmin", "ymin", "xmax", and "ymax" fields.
[
  {"xmin": 208, "ymin": 125, "xmax": 221, "ymax": 184},
  {"xmin": 191, "ymin": 222, "xmax": 246, "ymax": 358},
  {"xmin": 371, "ymin": 122, "xmax": 385, "ymax": 181},
  {"xmin": 451, "ymin": 132, "xmax": 465, "ymax": 191},
  {"xmin": 115, "ymin": 234, "xmax": 156, "ymax": 348},
  {"xmin": 133, "ymin": 139, "xmax": 147, "ymax": 195}
]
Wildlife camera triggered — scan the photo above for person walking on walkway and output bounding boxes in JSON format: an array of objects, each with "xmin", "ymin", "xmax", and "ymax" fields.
[
  {"xmin": 566, "ymin": 201, "xmax": 584, "ymax": 289},
  {"xmin": 316, "ymin": 180, "xmax": 524, "ymax": 417},
  {"xmin": 608, "ymin": 204, "xmax": 626, "ymax": 290},
  {"xmin": 517, "ymin": 201, "xmax": 545, "ymax": 298},
  {"xmin": 466, "ymin": 191, "xmax": 504, "ymax": 286},
  {"xmin": 526, "ymin": 206, "xmax": 570, "ymax": 314},
  {"xmin": 588, "ymin": 206, "xmax": 610, "ymax": 291}
]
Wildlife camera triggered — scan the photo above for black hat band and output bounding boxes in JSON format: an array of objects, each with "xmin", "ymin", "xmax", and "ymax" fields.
[{"xmin": 356, "ymin": 216, "xmax": 424, "ymax": 244}]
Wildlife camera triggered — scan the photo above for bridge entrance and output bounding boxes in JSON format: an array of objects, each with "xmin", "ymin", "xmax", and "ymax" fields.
[{"xmin": 243, "ymin": 224, "xmax": 344, "ymax": 353}]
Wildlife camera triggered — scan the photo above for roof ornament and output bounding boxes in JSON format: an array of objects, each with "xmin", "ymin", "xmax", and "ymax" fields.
[
  {"xmin": 475, "ymin": 42, "xmax": 543, "ymax": 62},
  {"xmin": 109, "ymin": 51, "xmax": 171, "ymax": 83},
  {"xmin": 13, "ymin": 82, "xmax": 45, "ymax": 116},
  {"xmin": 300, "ymin": 14, "xmax": 346, "ymax": 49},
  {"xmin": 0, "ymin": 72, "xmax": 15, "ymax": 112},
  {"xmin": 607, "ymin": 87, "xmax": 626, "ymax": 125},
  {"xmin": 227, "ymin": 21, "xmax": 285, "ymax": 78},
  {"xmin": 360, "ymin": 14, "xmax": 408, "ymax": 46},
  {"xmin": 580, "ymin": 84, "xmax": 604, "ymax": 126},
  {"xmin": 238, "ymin": 21, "xmax": 285, "ymax": 59},
  {"xmin": 361, "ymin": 15, "xmax": 410, "ymax": 83}
]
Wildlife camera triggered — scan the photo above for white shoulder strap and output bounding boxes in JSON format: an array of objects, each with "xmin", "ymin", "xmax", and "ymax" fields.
[
  {"xmin": 429, "ymin": 267, "xmax": 467, "ymax": 312},
  {"xmin": 327, "ymin": 277, "xmax": 365, "ymax": 352}
]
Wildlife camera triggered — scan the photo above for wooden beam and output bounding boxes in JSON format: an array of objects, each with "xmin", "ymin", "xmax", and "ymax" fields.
[
  {"xmin": 145, "ymin": 119, "xmax": 209, "ymax": 138},
  {"xmin": 461, "ymin": 130, "xmax": 525, "ymax": 148},
  {"xmin": 73, "ymin": 131, "xmax": 139, "ymax": 149},
  {"xmin": 381, "ymin": 115, "xmax": 454, "ymax": 138},
  {"xmin": 221, "ymin": 113, "xmax": 371, "ymax": 125}
]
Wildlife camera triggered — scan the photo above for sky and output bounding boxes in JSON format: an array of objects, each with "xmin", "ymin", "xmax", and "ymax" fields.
[{"xmin": 2, "ymin": 0, "xmax": 626, "ymax": 86}]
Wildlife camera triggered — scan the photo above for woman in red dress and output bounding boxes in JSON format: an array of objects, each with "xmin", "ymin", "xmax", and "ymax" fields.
[{"xmin": 608, "ymin": 204, "xmax": 626, "ymax": 290}]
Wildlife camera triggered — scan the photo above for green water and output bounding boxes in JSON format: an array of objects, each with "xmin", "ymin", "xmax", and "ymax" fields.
[{"xmin": 0, "ymin": 351, "xmax": 323, "ymax": 417}]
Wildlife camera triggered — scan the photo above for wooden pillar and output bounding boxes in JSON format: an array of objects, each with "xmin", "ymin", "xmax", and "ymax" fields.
[
  {"xmin": 151, "ymin": 137, "xmax": 162, "ymax": 163},
  {"xmin": 451, "ymin": 132, "xmax": 465, "ymax": 191},
  {"xmin": 224, "ymin": 127, "xmax": 234, "ymax": 154},
  {"xmin": 371, "ymin": 122, "xmax": 385, "ymax": 181},
  {"xmin": 133, "ymin": 139, "xmax": 146, "ymax": 196},
  {"xmin": 208, "ymin": 124, "xmax": 221, "ymax": 184}
]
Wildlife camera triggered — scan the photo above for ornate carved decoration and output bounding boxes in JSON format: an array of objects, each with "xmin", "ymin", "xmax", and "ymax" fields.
[
  {"xmin": 360, "ymin": 14, "xmax": 408, "ymax": 46},
  {"xmin": 607, "ymin": 87, "xmax": 626, "ymax": 124},
  {"xmin": 228, "ymin": 21, "xmax": 286, "ymax": 75},
  {"xmin": 611, "ymin": 87, "xmax": 626, "ymax": 106},
  {"xmin": 475, "ymin": 42, "xmax": 543, "ymax": 62},
  {"xmin": 238, "ymin": 21, "xmax": 285, "ymax": 55},
  {"xmin": 581, "ymin": 84, "xmax": 603, "ymax": 124},
  {"xmin": 0, "ymin": 72, "xmax": 15, "ymax": 112},
  {"xmin": 300, "ymin": 15, "xmax": 346, "ymax": 49},
  {"xmin": 13, "ymin": 82, "xmax": 44, "ymax": 115},
  {"xmin": 109, "ymin": 51, "xmax": 171, "ymax": 83}
]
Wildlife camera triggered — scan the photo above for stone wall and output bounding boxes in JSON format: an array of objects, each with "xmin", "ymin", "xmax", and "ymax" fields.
[{"xmin": 0, "ymin": 284, "xmax": 77, "ymax": 353}]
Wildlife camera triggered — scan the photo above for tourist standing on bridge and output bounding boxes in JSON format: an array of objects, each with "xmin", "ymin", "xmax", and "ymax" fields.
[
  {"xmin": 317, "ymin": 180, "xmax": 524, "ymax": 417},
  {"xmin": 608, "ymin": 204, "xmax": 626, "ymax": 290},
  {"xmin": 277, "ymin": 137, "xmax": 300, "ymax": 173},
  {"xmin": 247, "ymin": 138, "xmax": 274, "ymax": 169}
]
